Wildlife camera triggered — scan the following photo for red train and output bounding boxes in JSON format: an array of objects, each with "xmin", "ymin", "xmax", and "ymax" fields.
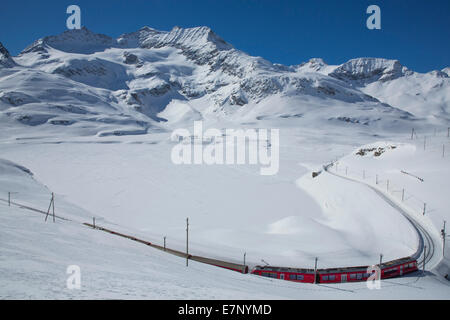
[
  {"xmin": 251, "ymin": 256, "xmax": 418, "ymax": 283},
  {"xmin": 82, "ymin": 223, "xmax": 418, "ymax": 284}
]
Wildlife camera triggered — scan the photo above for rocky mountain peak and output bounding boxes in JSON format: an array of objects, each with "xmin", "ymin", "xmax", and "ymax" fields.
[
  {"xmin": 330, "ymin": 57, "xmax": 410, "ymax": 84},
  {"xmin": 296, "ymin": 58, "xmax": 328, "ymax": 72},
  {"xmin": 137, "ymin": 26, "xmax": 232, "ymax": 52},
  {"xmin": 0, "ymin": 42, "xmax": 11, "ymax": 58},
  {"xmin": 0, "ymin": 42, "xmax": 15, "ymax": 67},
  {"xmin": 21, "ymin": 27, "xmax": 117, "ymax": 55}
]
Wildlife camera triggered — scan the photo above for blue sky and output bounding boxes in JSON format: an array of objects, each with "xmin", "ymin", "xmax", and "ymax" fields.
[{"xmin": 1, "ymin": 0, "xmax": 449, "ymax": 72}]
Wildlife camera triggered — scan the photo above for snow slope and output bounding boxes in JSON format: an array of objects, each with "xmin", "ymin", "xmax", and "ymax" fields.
[
  {"xmin": 0, "ymin": 128, "xmax": 433, "ymax": 269},
  {"xmin": 1, "ymin": 157, "xmax": 449, "ymax": 299},
  {"xmin": 334, "ymin": 133, "xmax": 450, "ymax": 276}
]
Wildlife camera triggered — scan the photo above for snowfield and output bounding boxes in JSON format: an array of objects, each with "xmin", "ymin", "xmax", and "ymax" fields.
[
  {"xmin": 0, "ymin": 130, "xmax": 421, "ymax": 269},
  {"xmin": 1, "ymin": 128, "xmax": 450, "ymax": 299},
  {"xmin": 0, "ymin": 153, "xmax": 449, "ymax": 299},
  {"xmin": 334, "ymin": 135, "xmax": 450, "ymax": 276}
]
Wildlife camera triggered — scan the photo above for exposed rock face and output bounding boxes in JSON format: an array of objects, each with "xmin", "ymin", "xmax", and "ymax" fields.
[
  {"xmin": 123, "ymin": 51, "xmax": 140, "ymax": 65},
  {"xmin": 442, "ymin": 67, "xmax": 450, "ymax": 76},
  {"xmin": 0, "ymin": 42, "xmax": 15, "ymax": 67},
  {"xmin": 21, "ymin": 27, "xmax": 117, "ymax": 55},
  {"xmin": 329, "ymin": 58, "xmax": 411, "ymax": 84}
]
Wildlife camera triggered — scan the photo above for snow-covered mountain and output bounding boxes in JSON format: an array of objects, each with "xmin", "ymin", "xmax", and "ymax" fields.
[
  {"xmin": 329, "ymin": 58, "xmax": 411, "ymax": 83},
  {"xmin": 327, "ymin": 58, "xmax": 450, "ymax": 121},
  {"xmin": 0, "ymin": 26, "xmax": 449, "ymax": 138}
]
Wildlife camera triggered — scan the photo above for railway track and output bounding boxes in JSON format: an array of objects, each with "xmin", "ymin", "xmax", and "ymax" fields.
[
  {"xmin": 0, "ymin": 167, "xmax": 437, "ymax": 282},
  {"xmin": 325, "ymin": 166, "xmax": 436, "ymax": 270},
  {"xmin": 0, "ymin": 197, "xmax": 248, "ymax": 273},
  {"xmin": 0, "ymin": 198, "xmax": 71, "ymax": 221}
]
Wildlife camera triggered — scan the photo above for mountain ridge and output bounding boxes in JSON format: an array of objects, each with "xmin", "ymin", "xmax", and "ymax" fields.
[
  {"xmin": 0, "ymin": 26, "xmax": 448, "ymax": 138},
  {"xmin": 0, "ymin": 42, "xmax": 15, "ymax": 67}
]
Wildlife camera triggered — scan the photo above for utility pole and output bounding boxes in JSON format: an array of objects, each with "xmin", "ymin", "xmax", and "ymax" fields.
[
  {"xmin": 314, "ymin": 257, "xmax": 318, "ymax": 284},
  {"xmin": 443, "ymin": 221, "xmax": 446, "ymax": 257},
  {"xmin": 8, "ymin": 192, "xmax": 18, "ymax": 207},
  {"xmin": 423, "ymin": 203, "xmax": 426, "ymax": 216},
  {"xmin": 164, "ymin": 236, "xmax": 166, "ymax": 251},
  {"xmin": 379, "ymin": 254, "xmax": 383, "ymax": 266},
  {"xmin": 45, "ymin": 193, "xmax": 55, "ymax": 223},
  {"xmin": 243, "ymin": 252, "xmax": 246, "ymax": 274},
  {"xmin": 93, "ymin": 217, "xmax": 96, "ymax": 228},
  {"xmin": 52, "ymin": 193, "xmax": 55, "ymax": 222},
  {"xmin": 186, "ymin": 218, "xmax": 189, "ymax": 267},
  {"xmin": 411, "ymin": 128, "xmax": 415, "ymax": 140}
]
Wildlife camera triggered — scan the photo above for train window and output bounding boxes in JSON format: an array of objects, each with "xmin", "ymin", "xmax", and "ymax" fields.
[
  {"xmin": 329, "ymin": 275, "xmax": 336, "ymax": 281},
  {"xmin": 297, "ymin": 275, "xmax": 304, "ymax": 281},
  {"xmin": 356, "ymin": 273, "xmax": 362, "ymax": 280},
  {"xmin": 350, "ymin": 274, "xmax": 356, "ymax": 279},
  {"xmin": 262, "ymin": 272, "xmax": 277, "ymax": 278},
  {"xmin": 289, "ymin": 274, "xmax": 296, "ymax": 280},
  {"xmin": 384, "ymin": 268, "xmax": 397, "ymax": 275},
  {"xmin": 322, "ymin": 275, "xmax": 329, "ymax": 281}
]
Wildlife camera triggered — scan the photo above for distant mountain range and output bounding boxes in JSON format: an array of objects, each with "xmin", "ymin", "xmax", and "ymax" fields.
[{"xmin": 0, "ymin": 26, "xmax": 448, "ymax": 138}]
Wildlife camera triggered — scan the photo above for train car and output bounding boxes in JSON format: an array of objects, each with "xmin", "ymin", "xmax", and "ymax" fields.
[
  {"xmin": 251, "ymin": 266, "xmax": 316, "ymax": 283},
  {"xmin": 251, "ymin": 257, "xmax": 418, "ymax": 284},
  {"xmin": 317, "ymin": 257, "xmax": 419, "ymax": 283},
  {"xmin": 317, "ymin": 266, "xmax": 374, "ymax": 283},
  {"xmin": 380, "ymin": 257, "xmax": 418, "ymax": 279}
]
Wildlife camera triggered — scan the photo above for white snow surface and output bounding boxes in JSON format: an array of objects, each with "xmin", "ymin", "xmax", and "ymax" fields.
[{"xmin": 0, "ymin": 154, "xmax": 449, "ymax": 299}]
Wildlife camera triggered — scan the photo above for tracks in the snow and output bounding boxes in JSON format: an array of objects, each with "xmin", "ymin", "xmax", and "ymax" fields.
[{"xmin": 325, "ymin": 167, "xmax": 436, "ymax": 270}]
